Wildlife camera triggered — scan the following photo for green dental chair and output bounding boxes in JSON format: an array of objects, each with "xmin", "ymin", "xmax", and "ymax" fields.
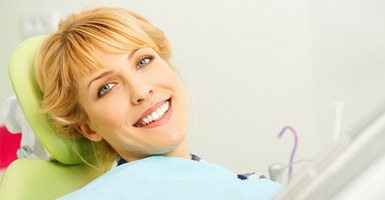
[{"xmin": 0, "ymin": 35, "xmax": 105, "ymax": 199}]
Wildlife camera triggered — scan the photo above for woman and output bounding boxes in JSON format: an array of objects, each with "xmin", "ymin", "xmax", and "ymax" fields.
[
  {"xmin": 36, "ymin": 6, "xmax": 268, "ymax": 180},
  {"xmin": 36, "ymin": 7, "xmax": 191, "ymax": 170}
]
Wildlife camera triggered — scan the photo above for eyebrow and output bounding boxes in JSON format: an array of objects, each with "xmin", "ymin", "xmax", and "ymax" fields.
[
  {"xmin": 87, "ymin": 71, "xmax": 114, "ymax": 89},
  {"xmin": 128, "ymin": 48, "xmax": 139, "ymax": 61},
  {"xmin": 87, "ymin": 49, "xmax": 140, "ymax": 89}
]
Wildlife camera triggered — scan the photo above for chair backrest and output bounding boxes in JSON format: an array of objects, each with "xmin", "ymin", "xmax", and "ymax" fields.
[
  {"xmin": 0, "ymin": 35, "xmax": 104, "ymax": 199},
  {"xmin": 8, "ymin": 35, "xmax": 94, "ymax": 164}
]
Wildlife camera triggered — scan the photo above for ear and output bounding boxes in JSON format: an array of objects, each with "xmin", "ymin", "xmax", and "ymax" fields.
[{"xmin": 76, "ymin": 123, "xmax": 103, "ymax": 142}]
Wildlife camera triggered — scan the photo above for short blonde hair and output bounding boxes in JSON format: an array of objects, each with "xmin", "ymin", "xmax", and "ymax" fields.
[{"xmin": 35, "ymin": 7, "xmax": 172, "ymax": 168}]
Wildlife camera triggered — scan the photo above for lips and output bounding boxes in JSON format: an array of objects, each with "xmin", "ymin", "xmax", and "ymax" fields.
[{"xmin": 133, "ymin": 98, "xmax": 172, "ymax": 128}]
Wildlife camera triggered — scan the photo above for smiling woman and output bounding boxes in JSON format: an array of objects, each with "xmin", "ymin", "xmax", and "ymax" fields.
[
  {"xmin": 75, "ymin": 47, "xmax": 189, "ymax": 163},
  {"xmin": 34, "ymin": 6, "xmax": 281, "ymax": 199},
  {"xmin": 35, "ymin": 7, "xmax": 189, "ymax": 169}
]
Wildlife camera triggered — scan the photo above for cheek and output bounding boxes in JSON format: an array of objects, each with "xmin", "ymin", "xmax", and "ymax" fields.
[
  {"xmin": 88, "ymin": 98, "xmax": 129, "ymax": 131},
  {"xmin": 157, "ymin": 69, "xmax": 184, "ymax": 91}
]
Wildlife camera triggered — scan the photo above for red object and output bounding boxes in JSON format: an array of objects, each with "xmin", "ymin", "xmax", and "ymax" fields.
[{"xmin": 0, "ymin": 125, "xmax": 21, "ymax": 168}]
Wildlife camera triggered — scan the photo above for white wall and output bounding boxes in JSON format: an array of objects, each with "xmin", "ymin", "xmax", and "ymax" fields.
[
  {"xmin": 1, "ymin": 0, "xmax": 384, "ymax": 178},
  {"xmin": 311, "ymin": 0, "xmax": 385, "ymax": 152}
]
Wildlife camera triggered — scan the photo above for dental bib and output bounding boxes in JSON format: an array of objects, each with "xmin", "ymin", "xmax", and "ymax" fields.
[{"xmin": 58, "ymin": 156, "xmax": 282, "ymax": 200}]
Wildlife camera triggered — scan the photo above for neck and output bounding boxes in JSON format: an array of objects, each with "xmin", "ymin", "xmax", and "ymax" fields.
[
  {"xmin": 118, "ymin": 139, "xmax": 191, "ymax": 162},
  {"xmin": 164, "ymin": 139, "xmax": 191, "ymax": 159}
]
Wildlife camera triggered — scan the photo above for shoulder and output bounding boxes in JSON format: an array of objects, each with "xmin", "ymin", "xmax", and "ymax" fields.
[{"xmin": 191, "ymin": 154, "xmax": 267, "ymax": 180}]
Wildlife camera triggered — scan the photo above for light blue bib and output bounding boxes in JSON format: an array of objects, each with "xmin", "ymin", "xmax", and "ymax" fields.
[{"xmin": 58, "ymin": 156, "xmax": 282, "ymax": 200}]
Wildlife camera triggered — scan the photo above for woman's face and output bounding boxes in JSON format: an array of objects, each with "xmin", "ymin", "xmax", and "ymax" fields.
[{"xmin": 76, "ymin": 47, "xmax": 190, "ymax": 161}]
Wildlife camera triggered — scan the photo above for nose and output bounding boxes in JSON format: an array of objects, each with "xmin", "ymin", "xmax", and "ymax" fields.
[{"xmin": 128, "ymin": 77, "xmax": 153, "ymax": 104}]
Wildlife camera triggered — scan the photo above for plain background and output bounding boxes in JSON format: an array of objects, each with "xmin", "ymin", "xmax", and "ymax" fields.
[{"xmin": 1, "ymin": 0, "xmax": 384, "ymax": 178}]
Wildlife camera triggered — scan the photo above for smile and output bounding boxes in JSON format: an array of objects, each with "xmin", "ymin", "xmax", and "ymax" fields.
[{"xmin": 134, "ymin": 99, "xmax": 172, "ymax": 128}]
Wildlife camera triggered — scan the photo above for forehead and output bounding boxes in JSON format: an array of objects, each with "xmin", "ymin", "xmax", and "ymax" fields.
[
  {"xmin": 94, "ymin": 48, "xmax": 139, "ymax": 63},
  {"xmin": 67, "ymin": 38, "xmax": 151, "ymax": 80},
  {"xmin": 75, "ymin": 48, "xmax": 147, "ymax": 86},
  {"xmin": 71, "ymin": 47, "xmax": 135, "ymax": 80}
]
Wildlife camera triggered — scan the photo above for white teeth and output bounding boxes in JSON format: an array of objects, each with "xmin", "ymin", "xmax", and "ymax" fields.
[
  {"xmin": 138, "ymin": 100, "xmax": 169, "ymax": 126},
  {"xmin": 152, "ymin": 112, "xmax": 160, "ymax": 120},
  {"xmin": 147, "ymin": 115, "xmax": 153, "ymax": 122}
]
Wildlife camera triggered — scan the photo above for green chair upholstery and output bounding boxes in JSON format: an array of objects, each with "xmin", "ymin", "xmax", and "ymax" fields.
[
  {"xmin": 7, "ymin": 35, "xmax": 94, "ymax": 165},
  {"xmin": 0, "ymin": 159, "xmax": 102, "ymax": 199},
  {"xmin": 0, "ymin": 35, "xmax": 104, "ymax": 199}
]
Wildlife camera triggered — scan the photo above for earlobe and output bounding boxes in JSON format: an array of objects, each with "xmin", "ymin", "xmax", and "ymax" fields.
[{"xmin": 76, "ymin": 123, "xmax": 103, "ymax": 142}]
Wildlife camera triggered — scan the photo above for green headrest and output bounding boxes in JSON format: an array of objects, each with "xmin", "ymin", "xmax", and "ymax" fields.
[{"xmin": 8, "ymin": 35, "xmax": 94, "ymax": 165}]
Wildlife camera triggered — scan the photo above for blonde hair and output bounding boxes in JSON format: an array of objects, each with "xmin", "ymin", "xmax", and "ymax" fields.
[{"xmin": 35, "ymin": 7, "xmax": 172, "ymax": 169}]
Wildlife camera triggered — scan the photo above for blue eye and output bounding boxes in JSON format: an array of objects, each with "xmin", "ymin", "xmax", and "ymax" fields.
[
  {"xmin": 137, "ymin": 55, "xmax": 154, "ymax": 69},
  {"xmin": 97, "ymin": 82, "xmax": 116, "ymax": 98}
]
